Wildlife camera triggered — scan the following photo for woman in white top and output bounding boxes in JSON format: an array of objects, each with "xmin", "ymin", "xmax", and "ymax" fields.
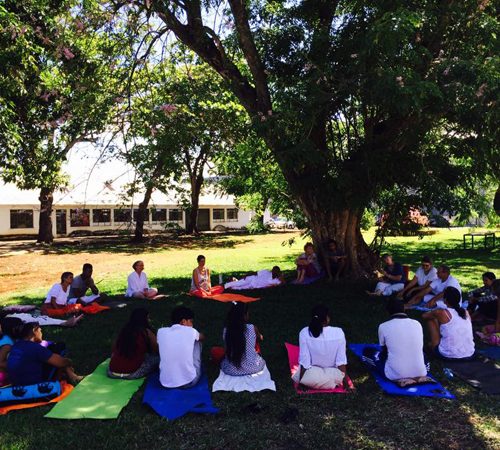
[
  {"xmin": 190, "ymin": 255, "xmax": 223, "ymax": 298},
  {"xmin": 422, "ymin": 286, "xmax": 475, "ymax": 360},
  {"xmin": 126, "ymin": 261, "xmax": 159, "ymax": 299},
  {"xmin": 294, "ymin": 305, "xmax": 350, "ymax": 390}
]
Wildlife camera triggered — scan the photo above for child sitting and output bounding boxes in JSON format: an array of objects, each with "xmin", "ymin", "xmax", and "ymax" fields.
[
  {"xmin": 7, "ymin": 322, "xmax": 83, "ymax": 386},
  {"xmin": 157, "ymin": 306, "xmax": 204, "ymax": 388},
  {"xmin": 108, "ymin": 308, "xmax": 159, "ymax": 379}
]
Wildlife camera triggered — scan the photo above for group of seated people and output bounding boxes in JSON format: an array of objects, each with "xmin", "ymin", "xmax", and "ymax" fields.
[{"xmin": 294, "ymin": 241, "xmax": 347, "ymax": 284}]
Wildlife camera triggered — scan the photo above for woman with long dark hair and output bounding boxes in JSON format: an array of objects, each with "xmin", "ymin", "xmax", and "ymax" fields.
[
  {"xmin": 220, "ymin": 302, "xmax": 265, "ymax": 375},
  {"xmin": 422, "ymin": 287, "xmax": 475, "ymax": 359},
  {"xmin": 213, "ymin": 302, "xmax": 275, "ymax": 392},
  {"xmin": 293, "ymin": 305, "xmax": 349, "ymax": 389},
  {"xmin": 108, "ymin": 308, "xmax": 159, "ymax": 379}
]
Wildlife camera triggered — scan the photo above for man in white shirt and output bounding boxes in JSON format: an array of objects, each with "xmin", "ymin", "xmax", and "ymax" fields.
[
  {"xmin": 406, "ymin": 265, "xmax": 461, "ymax": 309},
  {"xmin": 363, "ymin": 298, "xmax": 427, "ymax": 382},
  {"xmin": 397, "ymin": 256, "xmax": 437, "ymax": 301},
  {"xmin": 158, "ymin": 306, "xmax": 204, "ymax": 388}
]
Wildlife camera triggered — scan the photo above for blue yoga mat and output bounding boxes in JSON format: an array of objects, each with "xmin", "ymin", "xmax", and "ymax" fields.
[
  {"xmin": 143, "ymin": 372, "xmax": 219, "ymax": 421},
  {"xmin": 349, "ymin": 344, "xmax": 455, "ymax": 399},
  {"xmin": 478, "ymin": 346, "xmax": 500, "ymax": 361}
]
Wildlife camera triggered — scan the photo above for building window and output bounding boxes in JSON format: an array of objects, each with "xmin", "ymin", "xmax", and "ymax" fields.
[
  {"xmin": 92, "ymin": 209, "xmax": 111, "ymax": 225},
  {"xmin": 151, "ymin": 208, "xmax": 167, "ymax": 222},
  {"xmin": 114, "ymin": 208, "xmax": 131, "ymax": 223},
  {"xmin": 213, "ymin": 208, "xmax": 225, "ymax": 222},
  {"xmin": 133, "ymin": 208, "xmax": 149, "ymax": 222},
  {"xmin": 227, "ymin": 208, "xmax": 239, "ymax": 221},
  {"xmin": 70, "ymin": 209, "xmax": 90, "ymax": 227},
  {"xmin": 10, "ymin": 209, "xmax": 34, "ymax": 229},
  {"xmin": 168, "ymin": 209, "xmax": 183, "ymax": 222}
]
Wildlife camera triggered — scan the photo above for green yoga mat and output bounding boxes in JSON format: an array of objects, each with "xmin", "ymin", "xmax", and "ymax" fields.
[{"xmin": 45, "ymin": 359, "xmax": 144, "ymax": 419}]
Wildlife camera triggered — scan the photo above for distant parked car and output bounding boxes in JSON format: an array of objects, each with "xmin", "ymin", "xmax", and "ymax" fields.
[{"xmin": 266, "ymin": 217, "xmax": 295, "ymax": 229}]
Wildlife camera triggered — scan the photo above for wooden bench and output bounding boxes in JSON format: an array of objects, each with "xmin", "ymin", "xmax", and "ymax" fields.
[{"xmin": 463, "ymin": 232, "xmax": 496, "ymax": 249}]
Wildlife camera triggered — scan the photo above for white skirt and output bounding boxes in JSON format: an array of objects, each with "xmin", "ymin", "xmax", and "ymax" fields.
[{"xmin": 212, "ymin": 364, "xmax": 276, "ymax": 392}]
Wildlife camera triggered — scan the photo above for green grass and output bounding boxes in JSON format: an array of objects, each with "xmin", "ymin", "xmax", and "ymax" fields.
[{"xmin": 0, "ymin": 229, "xmax": 499, "ymax": 450}]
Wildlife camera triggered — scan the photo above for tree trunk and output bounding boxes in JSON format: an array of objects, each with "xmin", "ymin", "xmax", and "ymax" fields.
[
  {"xmin": 186, "ymin": 176, "xmax": 203, "ymax": 235},
  {"xmin": 133, "ymin": 185, "xmax": 154, "ymax": 242},
  {"xmin": 37, "ymin": 187, "xmax": 54, "ymax": 244}
]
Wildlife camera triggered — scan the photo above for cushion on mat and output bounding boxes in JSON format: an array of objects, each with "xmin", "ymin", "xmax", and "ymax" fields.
[
  {"xmin": 291, "ymin": 365, "xmax": 344, "ymax": 389},
  {"xmin": 0, "ymin": 381, "xmax": 61, "ymax": 403}
]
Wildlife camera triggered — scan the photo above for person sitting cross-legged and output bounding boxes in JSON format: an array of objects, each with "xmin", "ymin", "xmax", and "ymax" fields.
[
  {"xmin": 295, "ymin": 243, "xmax": 322, "ymax": 284},
  {"xmin": 190, "ymin": 255, "xmax": 224, "ymax": 297},
  {"xmin": 7, "ymin": 322, "xmax": 83, "ymax": 386},
  {"xmin": 422, "ymin": 287, "xmax": 475, "ymax": 360},
  {"xmin": 362, "ymin": 298, "xmax": 429, "ymax": 386},
  {"xmin": 293, "ymin": 305, "xmax": 351, "ymax": 390},
  {"xmin": 158, "ymin": 306, "xmax": 204, "ymax": 388},
  {"xmin": 126, "ymin": 261, "xmax": 160, "ymax": 299},
  {"xmin": 367, "ymin": 254, "xmax": 405, "ymax": 297},
  {"xmin": 108, "ymin": 308, "xmax": 159, "ymax": 379},
  {"xmin": 69, "ymin": 263, "xmax": 106, "ymax": 304},
  {"xmin": 324, "ymin": 239, "xmax": 347, "ymax": 282},
  {"xmin": 468, "ymin": 272, "xmax": 497, "ymax": 322},
  {"xmin": 397, "ymin": 255, "xmax": 437, "ymax": 301},
  {"xmin": 405, "ymin": 265, "xmax": 461, "ymax": 309}
]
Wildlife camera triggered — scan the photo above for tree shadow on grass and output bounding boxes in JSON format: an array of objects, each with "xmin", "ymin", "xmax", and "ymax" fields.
[{"xmin": 0, "ymin": 233, "xmax": 255, "ymax": 257}]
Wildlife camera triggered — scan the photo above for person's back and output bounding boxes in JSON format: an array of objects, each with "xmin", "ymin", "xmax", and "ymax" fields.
[
  {"xmin": 7, "ymin": 339, "xmax": 52, "ymax": 385},
  {"xmin": 299, "ymin": 325, "xmax": 346, "ymax": 369},
  {"xmin": 439, "ymin": 309, "xmax": 475, "ymax": 359},
  {"xmin": 378, "ymin": 318, "xmax": 426, "ymax": 380},
  {"xmin": 221, "ymin": 323, "xmax": 265, "ymax": 376},
  {"xmin": 109, "ymin": 331, "xmax": 148, "ymax": 374}
]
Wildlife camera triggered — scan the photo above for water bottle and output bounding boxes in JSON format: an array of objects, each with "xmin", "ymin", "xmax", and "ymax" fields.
[{"xmin": 443, "ymin": 368, "xmax": 454, "ymax": 379}]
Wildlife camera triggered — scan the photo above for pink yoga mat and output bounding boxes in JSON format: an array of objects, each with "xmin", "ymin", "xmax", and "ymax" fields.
[{"xmin": 285, "ymin": 342, "xmax": 354, "ymax": 394}]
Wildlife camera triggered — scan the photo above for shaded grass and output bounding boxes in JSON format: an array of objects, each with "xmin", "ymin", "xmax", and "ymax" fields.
[{"xmin": 0, "ymin": 228, "xmax": 499, "ymax": 449}]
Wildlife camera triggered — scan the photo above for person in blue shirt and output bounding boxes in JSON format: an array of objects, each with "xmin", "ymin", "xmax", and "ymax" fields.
[
  {"xmin": 7, "ymin": 322, "xmax": 83, "ymax": 386},
  {"xmin": 0, "ymin": 316, "xmax": 23, "ymax": 386},
  {"xmin": 367, "ymin": 254, "xmax": 406, "ymax": 297}
]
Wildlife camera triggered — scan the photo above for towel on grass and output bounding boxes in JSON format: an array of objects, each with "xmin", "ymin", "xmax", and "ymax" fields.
[
  {"xmin": 349, "ymin": 344, "xmax": 455, "ymax": 399},
  {"xmin": 45, "ymin": 303, "xmax": 110, "ymax": 317},
  {"xmin": 212, "ymin": 365, "xmax": 276, "ymax": 392},
  {"xmin": 45, "ymin": 359, "xmax": 143, "ymax": 419},
  {"xmin": 0, "ymin": 382, "xmax": 73, "ymax": 415},
  {"xmin": 442, "ymin": 357, "xmax": 500, "ymax": 395},
  {"xmin": 285, "ymin": 343, "xmax": 353, "ymax": 394},
  {"xmin": 143, "ymin": 372, "xmax": 218, "ymax": 421}
]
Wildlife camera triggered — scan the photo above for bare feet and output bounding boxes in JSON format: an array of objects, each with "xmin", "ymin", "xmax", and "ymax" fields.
[
  {"xmin": 69, "ymin": 374, "xmax": 84, "ymax": 385},
  {"xmin": 152, "ymin": 294, "xmax": 169, "ymax": 300},
  {"xmin": 62, "ymin": 314, "xmax": 84, "ymax": 327}
]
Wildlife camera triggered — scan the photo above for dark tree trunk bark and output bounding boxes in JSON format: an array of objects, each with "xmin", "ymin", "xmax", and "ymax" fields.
[
  {"xmin": 133, "ymin": 185, "xmax": 154, "ymax": 242},
  {"xmin": 186, "ymin": 175, "xmax": 203, "ymax": 235},
  {"xmin": 37, "ymin": 187, "xmax": 54, "ymax": 244}
]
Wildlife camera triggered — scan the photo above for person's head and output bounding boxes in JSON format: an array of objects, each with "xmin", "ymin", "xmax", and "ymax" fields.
[
  {"xmin": 308, "ymin": 304, "xmax": 330, "ymax": 338},
  {"xmin": 437, "ymin": 265, "xmax": 450, "ymax": 281},
  {"xmin": 491, "ymin": 279, "xmax": 500, "ymax": 297},
  {"xmin": 171, "ymin": 306, "xmax": 194, "ymax": 326},
  {"xmin": 197, "ymin": 255, "xmax": 206, "ymax": 267},
  {"xmin": 132, "ymin": 260, "xmax": 144, "ymax": 273},
  {"xmin": 386, "ymin": 297, "xmax": 405, "ymax": 316},
  {"xmin": 421, "ymin": 256, "xmax": 433, "ymax": 272},
  {"xmin": 327, "ymin": 239, "xmax": 338, "ymax": 251},
  {"xmin": 19, "ymin": 322, "xmax": 42, "ymax": 342},
  {"xmin": 304, "ymin": 243, "xmax": 314, "ymax": 255},
  {"xmin": 381, "ymin": 254, "xmax": 393, "ymax": 266},
  {"xmin": 82, "ymin": 263, "xmax": 93, "ymax": 279},
  {"xmin": 271, "ymin": 266, "xmax": 282, "ymax": 279},
  {"xmin": 482, "ymin": 272, "xmax": 496, "ymax": 287},
  {"xmin": 115, "ymin": 308, "xmax": 153, "ymax": 358},
  {"xmin": 224, "ymin": 302, "xmax": 249, "ymax": 367},
  {"xmin": 61, "ymin": 271, "xmax": 73, "ymax": 285},
  {"xmin": 443, "ymin": 287, "xmax": 466, "ymax": 319},
  {"xmin": 0, "ymin": 317, "xmax": 23, "ymax": 339}
]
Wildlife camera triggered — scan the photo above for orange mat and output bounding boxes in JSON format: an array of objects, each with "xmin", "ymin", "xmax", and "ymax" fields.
[
  {"xmin": 45, "ymin": 303, "xmax": 110, "ymax": 317},
  {"xmin": 0, "ymin": 381, "xmax": 73, "ymax": 415},
  {"xmin": 209, "ymin": 293, "xmax": 260, "ymax": 303}
]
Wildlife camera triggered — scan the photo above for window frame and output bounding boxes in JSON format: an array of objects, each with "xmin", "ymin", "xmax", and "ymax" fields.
[
  {"xmin": 212, "ymin": 208, "xmax": 225, "ymax": 222},
  {"xmin": 69, "ymin": 208, "xmax": 90, "ymax": 227},
  {"xmin": 9, "ymin": 209, "xmax": 34, "ymax": 229}
]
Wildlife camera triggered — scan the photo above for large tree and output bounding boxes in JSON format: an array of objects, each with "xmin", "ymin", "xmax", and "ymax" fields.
[
  {"xmin": 0, "ymin": 1, "xmax": 131, "ymax": 242},
  {"xmin": 126, "ymin": 0, "xmax": 499, "ymax": 275}
]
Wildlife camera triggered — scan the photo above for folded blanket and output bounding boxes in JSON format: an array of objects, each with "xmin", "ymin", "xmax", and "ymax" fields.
[
  {"xmin": 0, "ymin": 382, "xmax": 73, "ymax": 415},
  {"xmin": 212, "ymin": 365, "xmax": 276, "ymax": 392},
  {"xmin": 349, "ymin": 344, "xmax": 455, "ymax": 399},
  {"xmin": 285, "ymin": 343, "xmax": 353, "ymax": 394},
  {"xmin": 44, "ymin": 303, "xmax": 110, "ymax": 317},
  {"xmin": 143, "ymin": 372, "xmax": 218, "ymax": 421},
  {"xmin": 45, "ymin": 359, "xmax": 143, "ymax": 419}
]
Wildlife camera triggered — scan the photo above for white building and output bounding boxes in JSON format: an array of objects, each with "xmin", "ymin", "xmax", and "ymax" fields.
[{"xmin": 0, "ymin": 143, "xmax": 253, "ymax": 237}]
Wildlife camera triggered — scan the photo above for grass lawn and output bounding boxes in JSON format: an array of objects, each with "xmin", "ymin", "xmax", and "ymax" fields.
[{"xmin": 0, "ymin": 229, "xmax": 499, "ymax": 450}]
